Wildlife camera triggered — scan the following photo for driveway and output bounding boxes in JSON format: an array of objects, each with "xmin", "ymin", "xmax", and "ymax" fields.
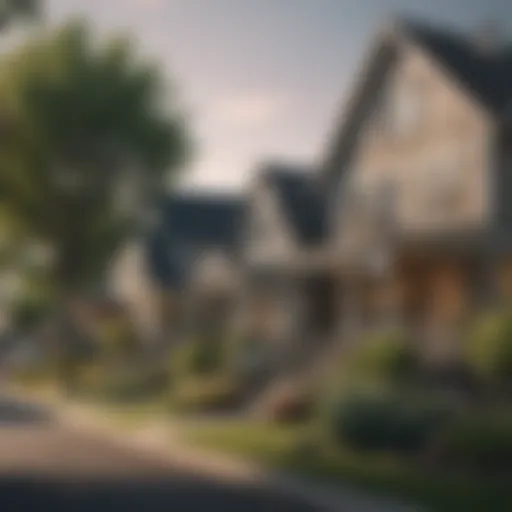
[{"xmin": 0, "ymin": 394, "xmax": 318, "ymax": 511}]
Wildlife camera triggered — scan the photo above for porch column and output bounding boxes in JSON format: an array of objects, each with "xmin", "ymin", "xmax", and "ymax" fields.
[
  {"xmin": 230, "ymin": 274, "xmax": 251, "ymax": 339},
  {"xmin": 279, "ymin": 275, "xmax": 304, "ymax": 369}
]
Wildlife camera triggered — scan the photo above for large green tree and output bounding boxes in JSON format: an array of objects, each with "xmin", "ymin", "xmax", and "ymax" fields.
[
  {"xmin": 0, "ymin": 21, "xmax": 189, "ymax": 296},
  {"xmin": 0, "ymin": 0, "xmax": 39, "ymax": 30}
]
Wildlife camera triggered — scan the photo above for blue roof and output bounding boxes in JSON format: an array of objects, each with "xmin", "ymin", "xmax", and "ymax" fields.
[
  {"xmin": 145, "ymin": 193, "xmax": 244, "ymax": 289},
  {"xmin": 162, "ymin": 195, "xmax": 244, "ymax": 247},
  {"xmin": 404, "ymin": 19, "xmax": 512, "ymax": 114},
  {"xmin": 262, "ymin": 163, "xmax": 329, "ymax": 245}
]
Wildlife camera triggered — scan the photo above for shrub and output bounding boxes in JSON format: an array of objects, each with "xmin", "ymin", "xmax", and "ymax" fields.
[
  {"xmin": 99, "ymin": 316, "xmax": 139, "ymax": 357},
  {"xmin": 331, "ymin": 388, "xmax": 452, "ymax": 454},
  {"xmin": 171, "ymin": 340, "xmax": 224, "ymax": 379},
  {"xmin": 12, "ymin": 298, "xmax": 52, "ymax": 332},
  {"xmin": 436, "ymin": 411, "xmax": 512, "ymax": 470},
  {"xmin": 265, "ymin": 385, "xmax": 314, "ymax": 425},
  {"xmin": 172, "ymin": 374, "xmax": 241, "ymax": 413},
  {"xmin": 348, "ymin": 329, "xmax": 417, "ymax": 383},
  {"xmin": 225, "ymin": 335, "xmax": 273, "ymax": 382},
  {"xmin": 465, "ymin": 311, "xmax": 512, "ymax": 385}
]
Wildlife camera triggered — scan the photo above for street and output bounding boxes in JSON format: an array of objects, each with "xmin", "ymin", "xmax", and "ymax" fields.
[{"xmin": 0, "ymin": 395, "xmax": 318, "ymax": 511}]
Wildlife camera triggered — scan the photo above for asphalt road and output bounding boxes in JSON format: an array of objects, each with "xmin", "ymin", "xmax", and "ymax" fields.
[{"xmin": 0, "ymin": 395, "xmax": 319, "ymax": 511}]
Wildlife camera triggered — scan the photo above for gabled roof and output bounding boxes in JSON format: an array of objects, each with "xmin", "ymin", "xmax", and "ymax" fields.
[
  {"xmin": 322, "ymin": 18, "xmax": 512, "ymax": 185},
  {"xmin": 145, "ymin": 193, "xmax": 244, "ymax": 289},
  {"xmin": 161, "ymin": 194, "xmax": 244, "ymax": 248},
  {"xmin": 261, "ymin": 163, "xmax": 328, "ymax": 246},
  {"xmin": 403, "ymin": 19, "xmax": 512, "ymax": 115}
]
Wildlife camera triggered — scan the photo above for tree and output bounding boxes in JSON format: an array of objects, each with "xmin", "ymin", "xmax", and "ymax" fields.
[
  {"xmin": 0, "ymin": 21, "xmax": 189, "ymax": 297},
  {"xmin": 0, "ymin": 22, "xmax": 189, "ymax": 387},
  {"xmin": 0, "ymin": 0, "xmax": 39, "ymax": 31}
]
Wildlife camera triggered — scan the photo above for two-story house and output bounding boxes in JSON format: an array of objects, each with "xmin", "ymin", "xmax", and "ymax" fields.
[
  {"xmin": 323, "ymin": 18, "xmax": 512, "ymax": 362},
  {"xmin": 113, "ymin": 18, "xmax": 512, "ymax": 369}
]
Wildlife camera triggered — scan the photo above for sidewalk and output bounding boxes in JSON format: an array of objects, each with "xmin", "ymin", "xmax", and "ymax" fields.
[{"xmin": 8, "ymin": 386, "xmax": 421, "ymax": 512}]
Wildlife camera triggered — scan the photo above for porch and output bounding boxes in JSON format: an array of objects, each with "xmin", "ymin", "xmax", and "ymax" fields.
[
  {"xmin": 336, "ymin": 242, "xmax": 493, "ymax": 364},
  {"xmin": 236, "ymin": 259, "xmax": 340, "ymax": 371}
]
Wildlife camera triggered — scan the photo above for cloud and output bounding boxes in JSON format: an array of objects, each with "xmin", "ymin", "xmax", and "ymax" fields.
[
  {"xmin": 210, "ymin": 91, "xmax": 291, "ymax": 128},
  {"xmin": 125, "ymin": 0, "xmax": 166, "ymax": 12}
]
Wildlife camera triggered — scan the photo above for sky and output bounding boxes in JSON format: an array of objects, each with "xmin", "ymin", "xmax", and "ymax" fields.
[{"xmin": 39, "ymin": 0, "xmax": 512, "ymax": 193}]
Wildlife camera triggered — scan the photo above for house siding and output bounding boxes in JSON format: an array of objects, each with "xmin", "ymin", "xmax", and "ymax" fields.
[
  {"xmin": 245, "ymin": 179, "xmax": 296, "ymax": 267},
  {"xmin": 109, "ymin": 240, "xmax": 163, "ymax": 342},
  {"xmin": 340, "ymin": 42, "xmax": 492, "ymax": 237}
]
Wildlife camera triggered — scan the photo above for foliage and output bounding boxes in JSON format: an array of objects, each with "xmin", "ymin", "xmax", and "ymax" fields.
[
  {"xmin": 465, "ymin": 310, "xmax": 512, "ymax": 384},
  {"xmin": 331, "ymin": 388, "xmax": 452, "ymax": 454},
  {"xmin": 0, "ymin": 21, "xmax": 189, "ymax": 291},
  {"xmin": 186, "ymin": 419, "xmax": 511, "ymax": 512},
  {"xmin": 172, "ymin": 374, "xmax": 240, "ymax": 413},
  {"xmin": 171, "ymin": 339, "xmax": 224, "ymax": 379},
  {"xmin": 98, "ymin": 315, "xmax": 138, "ymax": 357},
  {"xmin": 11, "ymin": 296, "xmax": 50, "ymax": 330},
  {"xmin": 225, "ymin": 335, "xmax": 273, "ymax": 381},
  {"xmin": 347, "ymin": 329, "xmax": 418, "ymax": 383},
  {"xmin": 0, "ymin": 0, "xmax": 39, "ymax": 31},
  {"xmin": 436, "ymin": 410, "xmax": 512, "ymax": 470}
]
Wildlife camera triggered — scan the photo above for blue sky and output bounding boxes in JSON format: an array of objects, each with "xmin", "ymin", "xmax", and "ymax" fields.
[{"xmin": 43, "ymin": 0, "xmax": 512, "ymax": 192}]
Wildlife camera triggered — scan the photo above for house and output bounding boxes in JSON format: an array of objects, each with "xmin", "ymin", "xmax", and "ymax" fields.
[
  {"xmin": 110, "ymin": 193, "xmax": 244, "ymax": 346},
  {"xmin": 238, "ymin": 162, "xmax": 335, "ymax": 369},
  {"xmin": 114, "ymin": 17, "xmax": 512, "ymax": 368},
  {"xmin": 320, "ymin": 18, "xmax": 512, "ymax": 362}
]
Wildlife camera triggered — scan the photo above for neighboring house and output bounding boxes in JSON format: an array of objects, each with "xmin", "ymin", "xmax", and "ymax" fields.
[
  {"xmin": 116, "ymin": 17, "xmax": 512, "ymax": 367},
  {"xmin": 321, "ymin": 18, "xmax": 512, "ymax": 362},
  {"xmin": 239, "ymin": 162, "xmax": 335, "ymax": 367},
  {"xmin": 111, "ymin": 193, "xmax": 244, "ymax": 345}
]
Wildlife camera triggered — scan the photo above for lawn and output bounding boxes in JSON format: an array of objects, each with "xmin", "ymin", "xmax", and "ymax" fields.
[
  {"xmin": 11, "ymin": 375, "xmax": 171, "ymax": 430},
  {"xmin": 185, "ymin": 419, "xmax": 511, "ymax": 512}
]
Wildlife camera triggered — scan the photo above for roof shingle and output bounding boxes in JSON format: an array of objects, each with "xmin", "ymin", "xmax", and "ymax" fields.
[
  {"xmin": 145, "ymin": 194, "xmax": 244, "ymax": 289},
  {"xmin": 262, "ymin": 164, "xmax": 328, "ymax": 245},
  {"xmin": 404, "ymin": 19, "xmax": 512, "ymax": 114}
]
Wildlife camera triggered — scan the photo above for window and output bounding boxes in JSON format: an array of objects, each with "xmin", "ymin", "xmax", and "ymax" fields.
[{"xmin": 376, "ymin": 79, "xmax": 424, "ymax": 139}]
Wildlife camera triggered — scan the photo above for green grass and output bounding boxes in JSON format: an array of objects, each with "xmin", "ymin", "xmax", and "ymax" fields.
[
  {"xmin": 11, "ymin": 373, "xmax": 171, "ymax": 431},
  {"xmin": 185, "ymin": 419, "xmax": 511, "ymax": 512},
  {"xmin": 186, "ymin": 420, "xmax": 307, "ymax": 463},
  {"xmin": 91, "ymin": 394, "xmax": 171, "ymax": 429}
]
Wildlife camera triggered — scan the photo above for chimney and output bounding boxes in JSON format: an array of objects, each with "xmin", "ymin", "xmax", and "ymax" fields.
[{"xmin": 473, "ymin": 20, "xmax": 502, "ymax": 53}]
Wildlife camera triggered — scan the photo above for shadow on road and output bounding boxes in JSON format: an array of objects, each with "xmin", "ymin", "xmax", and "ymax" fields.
[
  {"xmin": 0, "ymin": 396, "xmax": 54, "ymax": 426},
  {"xmin": 0, "ymin": 396, "xmax": 317, "ymax": 510},
  {"xmin": 0, "ymin": 475, "xmax": 317, "ymax": 511}
]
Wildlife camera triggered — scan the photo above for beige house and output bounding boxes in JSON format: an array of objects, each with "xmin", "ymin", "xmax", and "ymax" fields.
[
  {"xmin": 242, "ymin": 18, "xmax": 512, "ymax": 365},
  {"xmin": 111, "ymin": 18, "xmax": 512, "ymax": 368},
  {"xmin": 322, "ymin": 18, "xmax": 512, "ymax": 362}
]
